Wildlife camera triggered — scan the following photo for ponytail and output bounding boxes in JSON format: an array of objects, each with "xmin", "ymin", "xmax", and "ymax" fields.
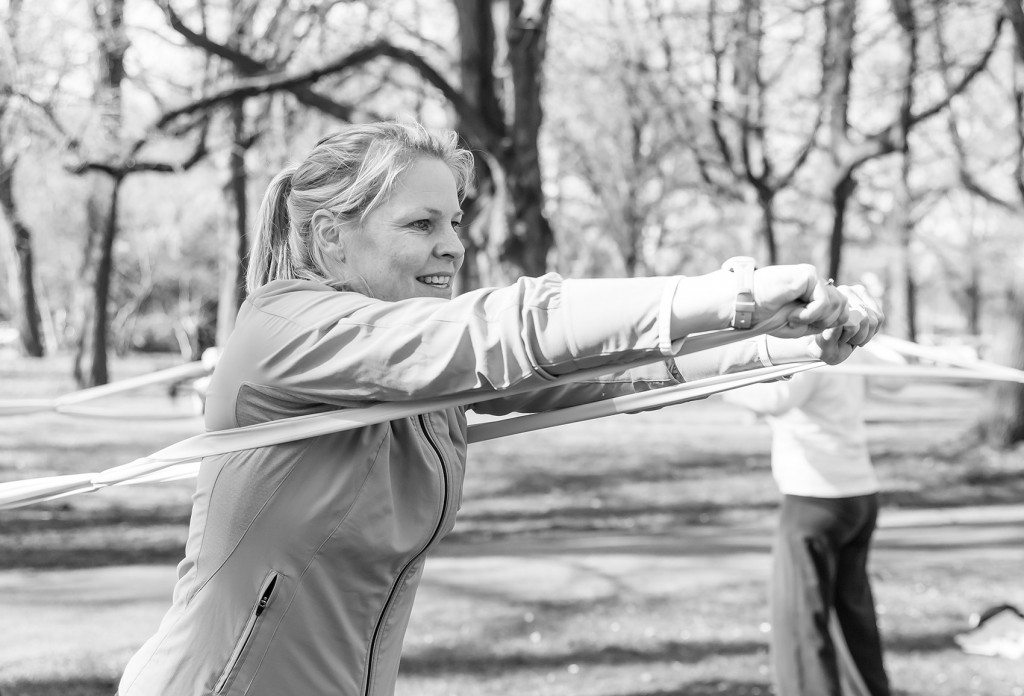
[{"xmin": 247, "ymin": 167, "xmax": 297, "ymax": 294}]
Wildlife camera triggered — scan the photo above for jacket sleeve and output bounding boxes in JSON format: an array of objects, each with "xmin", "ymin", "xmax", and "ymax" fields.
[
  {"xmin": 473, "ymin": 336, "xmax": 782, "ymax": 416},
  {"xmin": 222, "ymin": 274, "xmax": 682, "ymax": 407}
]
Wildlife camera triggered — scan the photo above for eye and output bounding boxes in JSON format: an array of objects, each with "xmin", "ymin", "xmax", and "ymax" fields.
[
  {"xmin": 409, "ymin": 219, "xmax": 432, "ymax": 231},
  {"xmin": 451, "ymin": 220, "xmax": 463, "ymax": 232}
]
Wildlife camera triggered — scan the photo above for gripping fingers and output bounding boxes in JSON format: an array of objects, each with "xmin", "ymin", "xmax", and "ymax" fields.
[
  {"xmin": 837, "ymin": 284, "xmax": 883, "ymax": 346},
  {"xmin": 815, "ymin": 326, "xmax": 854, "ymax": 364},
  {"xmin": 796, "ymin": 281, "xmax": 849, "ymax": 331}
]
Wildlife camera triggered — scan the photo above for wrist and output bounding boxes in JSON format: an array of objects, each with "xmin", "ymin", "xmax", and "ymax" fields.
[{"xmin": 721, "ymin": 256, "xmax": 757, "ymax": 329}]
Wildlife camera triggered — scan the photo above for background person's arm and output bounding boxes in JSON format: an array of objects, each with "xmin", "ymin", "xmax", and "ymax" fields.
[{"xmin": 721, "ymin": 370, "xmax": 818, "ymax": 417}]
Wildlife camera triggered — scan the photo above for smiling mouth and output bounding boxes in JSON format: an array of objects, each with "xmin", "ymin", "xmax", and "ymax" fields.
[{"xmin": 417, "ymin": 274, "xmax": 452, "ymax": 289}]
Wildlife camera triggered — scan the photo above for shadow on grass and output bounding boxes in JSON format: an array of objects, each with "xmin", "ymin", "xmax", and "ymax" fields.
[
  {"xmin": 608, "ymin": 681, "xmax": 771, "ymax": 696},
  {"xmin": 0, "ymin": 677, "xmax": 115, "ymax": 696},
  {"xmin": 0, "ymin": 505, "xmax": 191, "ymax": 534},
  {"xmin": 609, "ymin": 683, "xmax": 917, "ymax": 696},
  {"xmin": 884, "ymin": 630, "xmax": 960, "ymax": 654},
  {"xmin": 399, "ymin": 639, "xmax": 766, "ymax": 675},
  {"xmin": 479, "ymin": 454, "xmax": 771, "ymax": 498}
]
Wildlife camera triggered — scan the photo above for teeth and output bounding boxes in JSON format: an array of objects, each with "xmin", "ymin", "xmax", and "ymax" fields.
[{"xmin": 419, "ymin": 275, "xmax": 450, "ymax": 286}]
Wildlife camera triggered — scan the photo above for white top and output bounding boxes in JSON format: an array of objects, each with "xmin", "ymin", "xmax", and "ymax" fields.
[{"xmin": 723, "ymin": 351, "xmax": 892, "ymax": 497}]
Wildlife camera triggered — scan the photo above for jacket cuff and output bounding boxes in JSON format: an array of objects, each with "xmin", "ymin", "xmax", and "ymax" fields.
[
  {"xmin": 757, "ymin": 334, "xmax": 773, "ymax": 367},
  {"xmin": 659, "ymin": 277, "xmax": 686, "ymax": 357},
  {"xmin": 561, "ymin": 276, "xmax": 680, "ymax": 363}
]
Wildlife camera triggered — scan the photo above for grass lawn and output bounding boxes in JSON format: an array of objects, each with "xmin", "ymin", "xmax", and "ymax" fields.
[{"xmin": 1, "ymin": 352, "xmax": 1022, "ymax": 695}]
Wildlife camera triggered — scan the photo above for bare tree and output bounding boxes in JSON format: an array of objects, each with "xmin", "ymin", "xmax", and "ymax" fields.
[
  {"xmin": 700, "ymin": 0, "xmax": 824, "ymax": 264},
  {"xmin": 820, "ymin": 0, "xmax": 1001, "ymax": 282},
  {"xmin": 546, "ymin": 0, "xmax": 704, "ymax": 277},
  {"xmin": 59, "ymin": 0, "xmax": 216, "ymax": 384},
  {"xmin": 157, "ymin": 0, "xmax": 557, "ymax": 282}
]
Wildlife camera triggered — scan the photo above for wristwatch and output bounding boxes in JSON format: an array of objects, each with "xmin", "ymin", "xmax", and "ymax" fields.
[{"xmin": 721, "ymin": 256, "xmax": 756, "ymax": 329}]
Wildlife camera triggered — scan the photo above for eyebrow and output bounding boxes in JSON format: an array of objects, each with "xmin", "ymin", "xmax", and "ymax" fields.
[{"xmin": 398, "ymin": 206, "xmax": 463, "ymax": 219}]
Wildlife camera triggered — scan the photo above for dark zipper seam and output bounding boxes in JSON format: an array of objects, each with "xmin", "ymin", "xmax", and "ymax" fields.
[
  {"xmin": 362, "ymin": 413, "xmax": 449, "ymax": 696},
  {"xmin": 214, "ymin": 572, "xmax": 279, "ymax": 694}
]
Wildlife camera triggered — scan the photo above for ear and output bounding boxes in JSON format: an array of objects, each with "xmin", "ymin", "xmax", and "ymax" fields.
[{"xmin": 311, "ymin": 209, "xmax": 345, "ymax": 262}]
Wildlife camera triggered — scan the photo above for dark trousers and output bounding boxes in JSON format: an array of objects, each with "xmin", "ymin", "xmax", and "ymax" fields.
[{"xmin": 771, "ymin": 493, "xmax": 891, "ymax": 696}]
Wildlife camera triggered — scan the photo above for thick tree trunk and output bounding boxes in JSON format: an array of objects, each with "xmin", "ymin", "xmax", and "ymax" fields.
[
  {"xmin": 216, "ymin": 100, "xmax": 249, "ymax": 346},
  {"xmin": 453, "ymin": 0, "xmax": 504, "ymax": 291},
  {"xmin": 454, "ymin": 153, "xmax": 502, "ymax": 293},
  {"xmin": 0, "ymin": 162, "xmax": 44, "ymax": 356},
  {"xmin": 500, "ymin": 0, "xmax": 554, "ymax": 280}
]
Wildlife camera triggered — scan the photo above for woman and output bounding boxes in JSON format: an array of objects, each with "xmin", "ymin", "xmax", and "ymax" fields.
[
  {"xmin": 117, "ymin": 121, "xmax": 879, "ymax": 696},
  {"xmin": 723, "ymin": 348, "xmax": 907, "ymax": 696}
]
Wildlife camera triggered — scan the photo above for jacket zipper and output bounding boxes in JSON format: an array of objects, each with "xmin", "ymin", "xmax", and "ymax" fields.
[
  {"xmin": 362, "ymin": 414, "xmax": 449, "ymax": 696},
  {"xmin": 214, "ymin": 571, "xmax": 279, "ymax": 694}
]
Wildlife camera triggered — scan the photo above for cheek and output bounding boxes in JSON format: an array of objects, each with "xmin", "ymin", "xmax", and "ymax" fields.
[{"xmin": 390, "ymin": 245, "xmax": 428, "ymax": 273}]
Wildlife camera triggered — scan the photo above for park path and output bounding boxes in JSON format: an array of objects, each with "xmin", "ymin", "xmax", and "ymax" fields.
[{"xmin": 0, "ymin": 503, "xmax": 1021, "ymax": 683}]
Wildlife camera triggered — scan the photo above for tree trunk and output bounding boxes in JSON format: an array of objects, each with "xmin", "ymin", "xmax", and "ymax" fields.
[
  {"xmin": 822, "ymin": 0, "xmax": 856, "ymax": 281},
  {"xmin": 0, "ymin": 5, "xmax": 42, "ymax": 356},
  {"xmin": 500, "ymin": 0, "xmax": 554, "ymax": 280},
  {"xmin": 0, "ymin": 161, "xmax": 44, "ymax": 356},
  {"xmin": 84, "ymin": 178, "xmax": 122, "ymax": 386},
  {"xmin": 216, "ymin": 99, "xmax": 249, "ymax": 346},
  {"xmin": 981, "ymin": 2, "xmax": 1024, "ymax": 446},
  {"xmin": 73, "ymin": 179, "xmax": 108, "ymax": 384},
  {"xmin": 827, "ymin": 173, "xmax": 855, "ymax": 280},
  {"xmin": 76, "ymin": 0, "xmax": 126, "ymax": 386},
  {"xmin": 981, "ymin": 273, "xmax": 1024, "ymax": 446},
  {"xmin": 892, "ymin": 148, "xmax": 918, "ymax": 341},
  {"xmin": 757, "ymin": 190, "xmax": 778, "ymax": 265},
  {"xmin": 453, "ymin": 0, "xmax": 504, "ymax": 291},
  {"xmin": 965, "ymin": 261, "xmax": 982, "ymax": 336}
]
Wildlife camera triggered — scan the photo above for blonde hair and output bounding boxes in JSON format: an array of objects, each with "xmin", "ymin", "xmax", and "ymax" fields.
[{"xmin": 247, "ymin": 121, "xmax": 475, "ymax": 293}]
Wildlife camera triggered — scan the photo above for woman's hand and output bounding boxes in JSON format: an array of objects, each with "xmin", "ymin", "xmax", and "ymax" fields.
[
  {"xmin": 806, "ymin": 284, "xmax": 885, "ymax": 364},
  {"xmin": 751, "ymin": 264, "xmax": 849, "ymax": 338}
]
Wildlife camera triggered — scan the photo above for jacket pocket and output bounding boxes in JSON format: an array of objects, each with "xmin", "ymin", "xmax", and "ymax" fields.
[{"xmin": 214, "ymin": 570, "xmax": 279, "ymax": 694}]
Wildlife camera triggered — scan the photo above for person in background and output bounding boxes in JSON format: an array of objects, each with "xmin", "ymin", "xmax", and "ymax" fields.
[
  {"xmin": 723, "ymin": 346, "xmax": 905, "ymax": 696},
  {"xmin": 116, "ymin": 120, "xmax": 882, "ymax": 696}
]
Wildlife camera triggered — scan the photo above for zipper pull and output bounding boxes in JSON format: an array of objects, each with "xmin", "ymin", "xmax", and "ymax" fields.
[{"xmin": 255, "ymin": 577, "xmax": 277, "ymax": 616}]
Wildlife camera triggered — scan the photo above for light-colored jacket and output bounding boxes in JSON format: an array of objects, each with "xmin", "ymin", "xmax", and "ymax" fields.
[
  {"xmin": 117, "ymin": 274, "xmax": 770, "ymax": 696},
  {"xmin": 722, "ymin": 350, "xmax": 905, "ymax": 497}
]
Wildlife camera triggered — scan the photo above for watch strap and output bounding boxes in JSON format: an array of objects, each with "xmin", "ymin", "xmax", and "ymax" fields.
[{"xmin": 721, "ymin": 256, "xmax": 756, "ymax": 330}]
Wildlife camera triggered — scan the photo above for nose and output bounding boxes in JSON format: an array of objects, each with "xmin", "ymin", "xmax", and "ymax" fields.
[{"xmin": 435, "ymin": 224, "xmax": 466, "ymax": 265}]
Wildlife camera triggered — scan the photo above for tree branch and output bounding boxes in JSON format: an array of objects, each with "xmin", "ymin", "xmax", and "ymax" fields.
[
  {"xmin": 67, "ymin": 117, "xmax": 210, "ymax": 178},
  {"xmin": 707, "ymin": 0, "xmax": 739, "ymax": 178},
  {"xmin": 935, "ymin": 4, "xmax": 1017, "ymax": 210},
  {"xmin": 846, "ymin": 12, "xmax": 1004, "ymax": 172},
  {"xmin": 152, "ymin": 39, "xmax": 493, "ymax": 147},
  {"xmin": 156, "ymin": 0, "xmax": 354, "ymax": 121}
]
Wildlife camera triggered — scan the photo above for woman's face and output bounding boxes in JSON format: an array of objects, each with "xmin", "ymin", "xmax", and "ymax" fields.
[{"xmin": 333, "ymin": 157, "xmax": 465, "ymax": 302}]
